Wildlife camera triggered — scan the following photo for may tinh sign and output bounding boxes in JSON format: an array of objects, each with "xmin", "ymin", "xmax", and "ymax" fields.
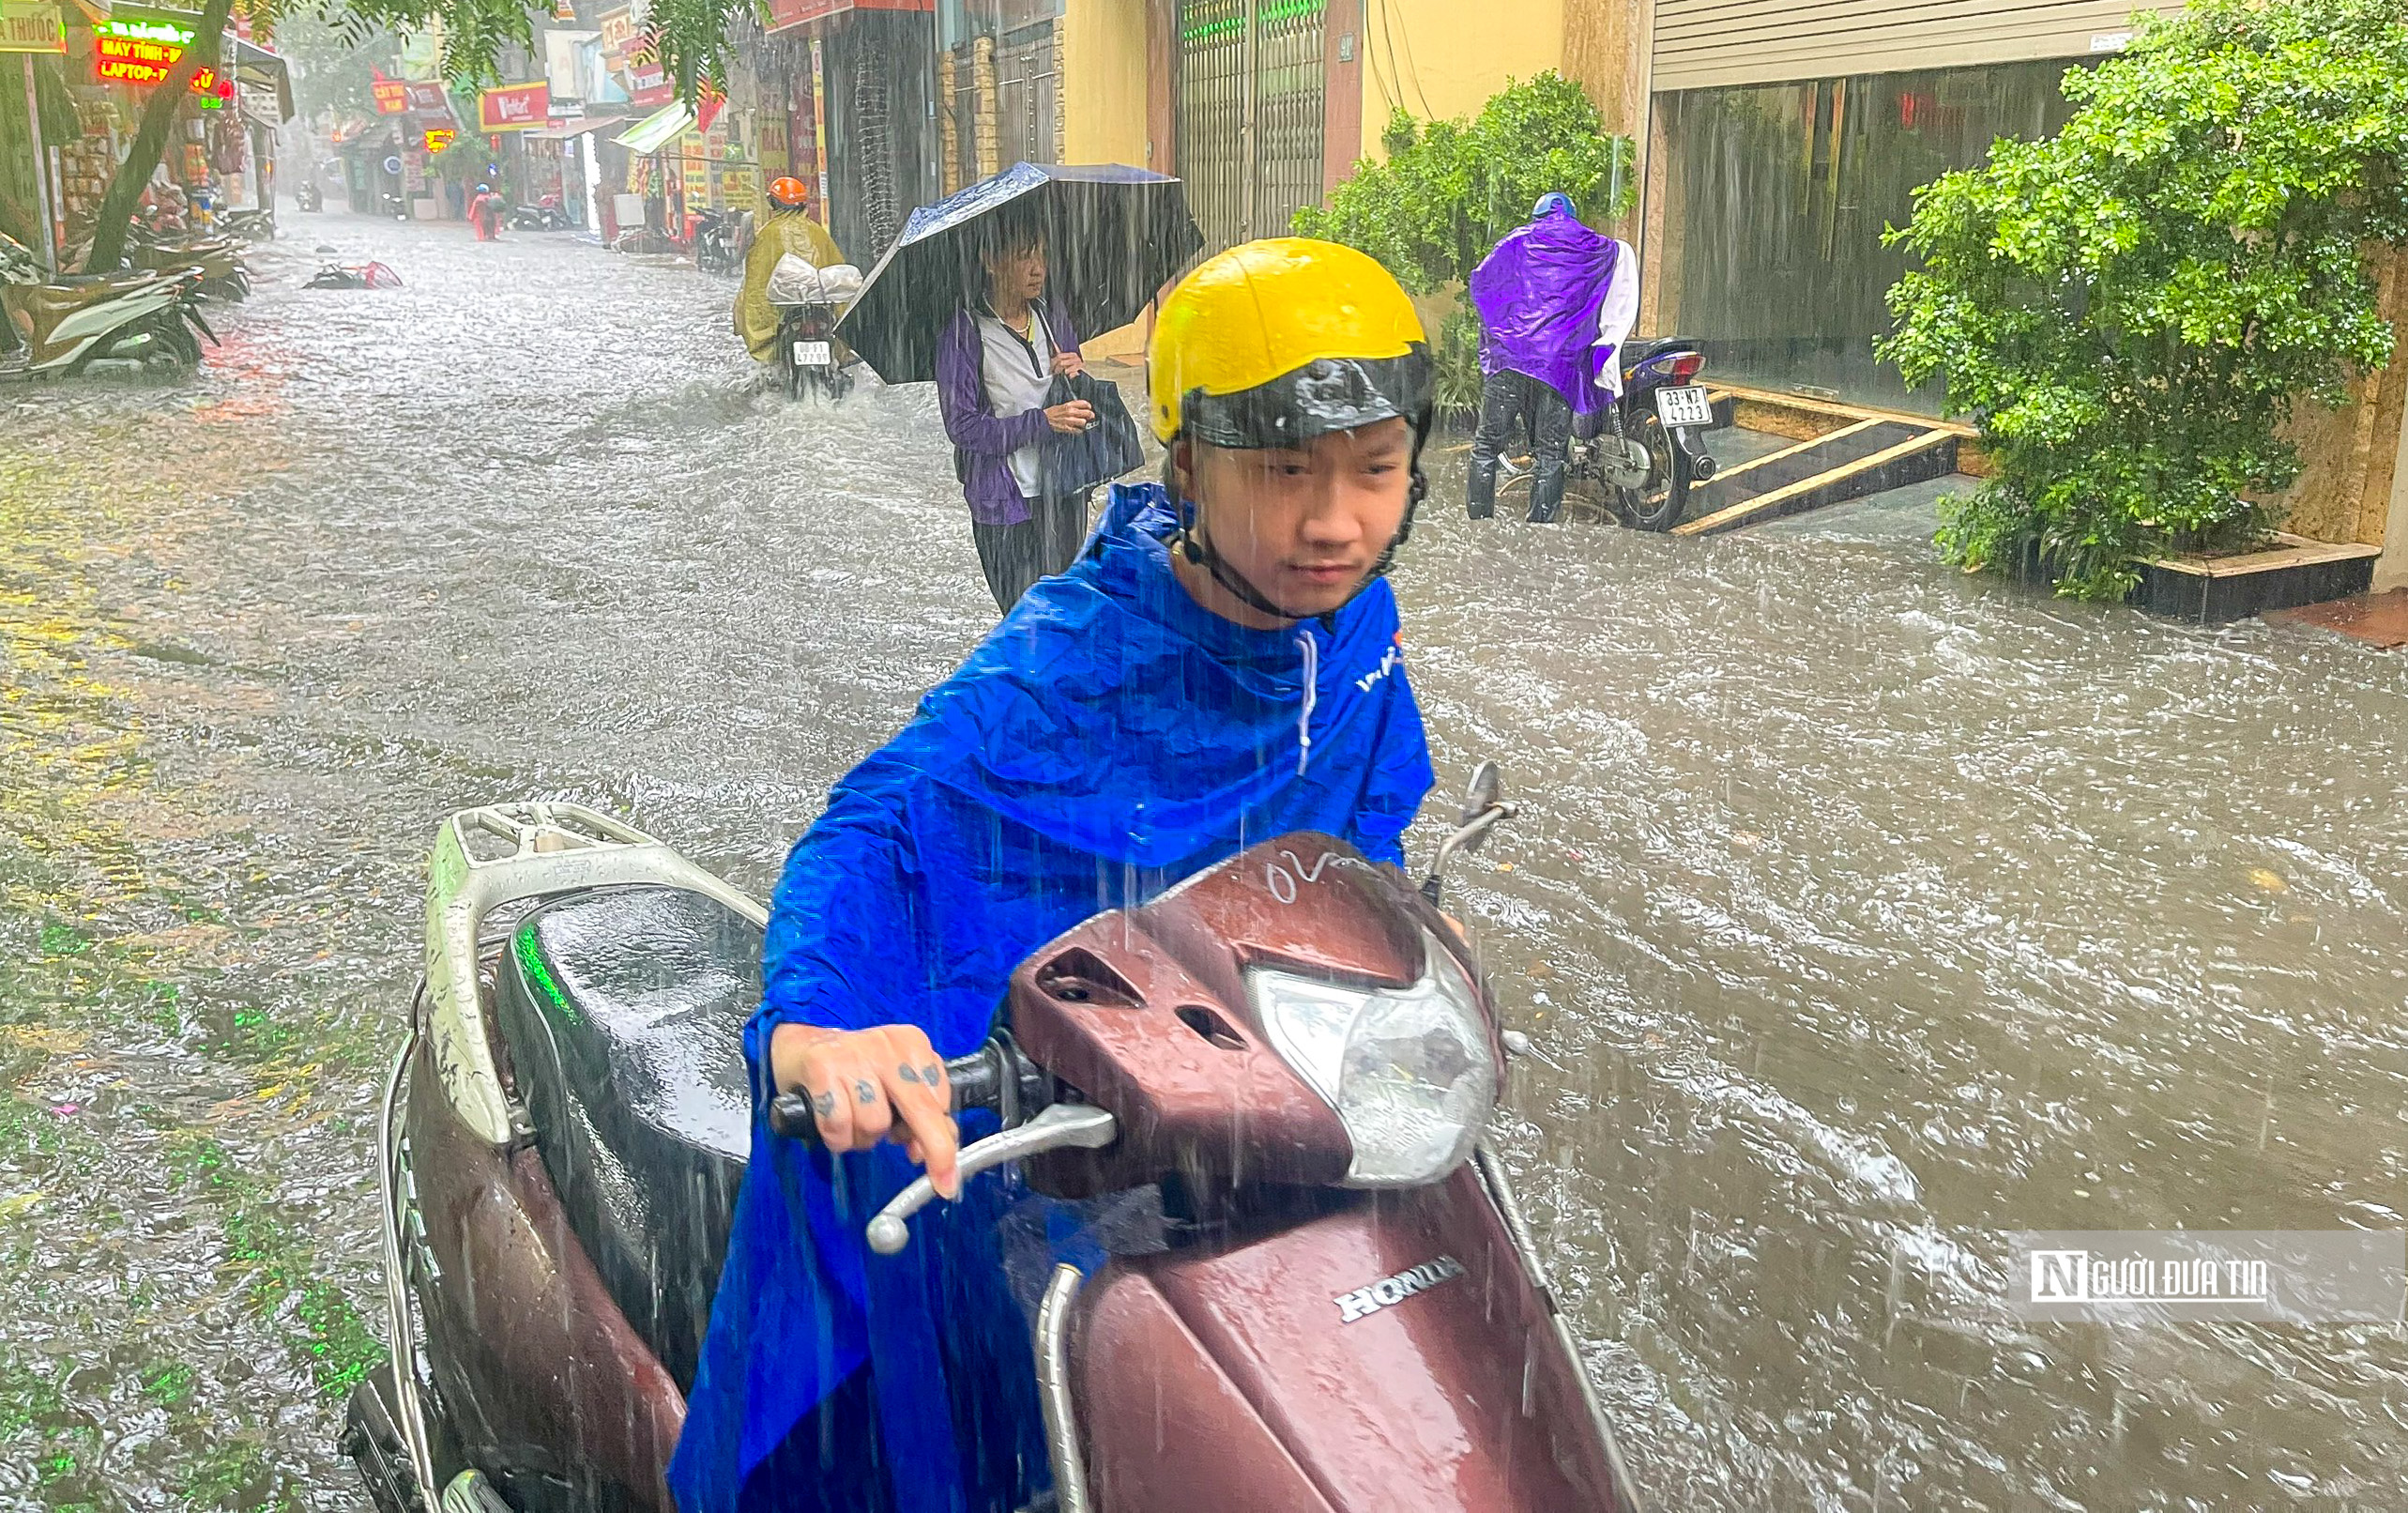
[
  {"xmin": 478, "ymin": 82, "xmax": 550, "ymax": 132},
  {"xmin": 93, "ymin": 18, "xmax": 235, "ymax": 102}
]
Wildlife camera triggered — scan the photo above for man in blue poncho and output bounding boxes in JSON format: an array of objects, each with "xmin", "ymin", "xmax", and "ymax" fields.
[
  {"xmin": 669, "ymin": 237, "xmax": 1440, "ymax": 1513},
  {"xmin": 1465, "ymin": 191, "xmax": 1640, "ymax": 524}
]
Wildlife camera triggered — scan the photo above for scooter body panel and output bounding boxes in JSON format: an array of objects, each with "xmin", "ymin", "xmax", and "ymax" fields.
[
  {"xmin": 1074, "ymin": 1166, "xmax": 1621, "ymax": 1512},
  {"xmin": 405, "ymin": 1037, "xmax": 686, "ymax": 1510}
]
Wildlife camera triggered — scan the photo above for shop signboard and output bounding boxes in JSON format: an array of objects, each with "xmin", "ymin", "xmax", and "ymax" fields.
[
  {"xmin": 0, "ymin": 0, "xmax": 65, "ymax": 53},
  {"xmin": 767, "ymin": 0, "xmax": 933, "ymax": 35},
  {"xmin": 422, "ymin": 127, "xmax": 456, "ymax": 153},
  {"xmin": 627, "ymin": 58, "xmax": 670, "ymax": 107},
  {"xmin": 371, "ymin": 74, "xmax": 407, "ymax": 112},
  {"xmin": 93, "ymin": 18, "xmax": 236, "ymax": 105},
  {"xmin": 479, "ymin": 82, "xmax": 550, "ymax": 131},
  {"xmin": 404, "ymin": 81, "xmax": 450, "ymax": 114},
  {"xmin": 398, "ymin": 28, "xmax": 440, "ymax": 82}
]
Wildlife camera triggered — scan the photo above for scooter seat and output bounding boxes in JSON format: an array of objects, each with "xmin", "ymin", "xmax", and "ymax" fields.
[
  {"xmin": 1623, "ymin": 335, "xmax": 1701, "ymax": 366},
  {"xmin": 494, "ymin": 884, "xmax": 760, "ymax": 1391}
]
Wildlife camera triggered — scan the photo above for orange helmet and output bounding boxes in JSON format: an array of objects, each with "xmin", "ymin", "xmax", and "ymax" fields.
[{"xmin": 767, "ymin": 176, "xmax": 810, "ymax": 210}]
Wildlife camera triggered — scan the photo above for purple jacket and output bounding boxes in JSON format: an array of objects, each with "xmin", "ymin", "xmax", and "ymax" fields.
[
  {"xmin": 934, "ymin": 300, "xmax": 1082, "ymax": 527},
  {"xmin": 1471, "ymin": 211, "xmax": 1623, "ymax": 418}
]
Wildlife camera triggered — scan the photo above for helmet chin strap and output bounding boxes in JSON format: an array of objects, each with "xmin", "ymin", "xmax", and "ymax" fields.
[{"xmin": 1166, "ymin": 448, "xmax": 1429, "ymax": 627}]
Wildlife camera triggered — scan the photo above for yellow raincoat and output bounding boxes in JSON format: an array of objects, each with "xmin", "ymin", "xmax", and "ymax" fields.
[{"xmin": 736, "ymin": 209, "xmax": 846, "ymax": 360}]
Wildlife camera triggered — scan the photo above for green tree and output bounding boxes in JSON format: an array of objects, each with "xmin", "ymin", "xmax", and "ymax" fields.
[
  {"xmin": 1879, "ymin": 0, "xmax": 2408, "ymax": 600},
  {"xmin": 1296, "ymin": 73, "xmax": 1635, "ymax": 415}
]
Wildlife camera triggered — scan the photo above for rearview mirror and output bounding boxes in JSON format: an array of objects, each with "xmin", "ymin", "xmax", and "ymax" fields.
[{"xmin": 1460, "ymin": 761, "xmax": 1502, "ymax": 826}]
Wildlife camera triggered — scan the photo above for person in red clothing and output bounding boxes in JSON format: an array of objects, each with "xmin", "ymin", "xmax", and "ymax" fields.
[{"xmin": 467, "ymin": 183, "xmax": 505, "ymax": 241}]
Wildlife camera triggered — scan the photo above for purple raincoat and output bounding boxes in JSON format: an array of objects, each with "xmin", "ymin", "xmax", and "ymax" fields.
[{"xmin": 1470, "ymin": 210, "xmax": 1624, "ymax": 418}]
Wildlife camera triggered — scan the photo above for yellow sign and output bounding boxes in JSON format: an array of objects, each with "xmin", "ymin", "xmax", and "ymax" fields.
[
  {"xmin": 423, "ymin": 127, "xmax": 456, "ymax": 152},
  {"xmin": 0, "ymin": 0, "xmax": 64, "ymax": 53}
]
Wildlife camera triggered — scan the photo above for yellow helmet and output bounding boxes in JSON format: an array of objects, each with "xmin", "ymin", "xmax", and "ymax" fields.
[{"xmin": 1149, "ymin": 237, "xmax": 1432, "ymax": 447}]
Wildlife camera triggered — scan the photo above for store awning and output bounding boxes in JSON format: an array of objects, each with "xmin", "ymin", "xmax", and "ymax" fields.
[
  {"xmin": 530, "ymin": 112, "xmax": 626, "ymax": 142},
  {"xmin": 614, "ymin": 99, "xmax": 693, "ymax": 156}
]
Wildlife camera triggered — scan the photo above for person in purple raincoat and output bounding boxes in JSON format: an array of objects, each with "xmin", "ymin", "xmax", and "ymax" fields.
[
  {"xmin": 1465, "ymin": 192, "xmax": 1639, "ymax": 523},
  {"xmin": 934, "ymin": 208, "xmax": 1099, "ymax": 613}
]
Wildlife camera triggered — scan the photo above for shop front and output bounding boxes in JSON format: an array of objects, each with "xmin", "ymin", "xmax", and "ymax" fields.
[{"xmin": 761, "ymin": 0, "xmax": 936, "ymax": 265}]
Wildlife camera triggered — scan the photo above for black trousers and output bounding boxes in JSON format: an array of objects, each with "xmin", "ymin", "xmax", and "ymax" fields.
[
  {"xmin": 970, "ymin": 489, "xmax": 1090, "ymax": 613},
  {"xmin": 1466, "ymin": 370, "xmax": 1574, "ymax": 523}
]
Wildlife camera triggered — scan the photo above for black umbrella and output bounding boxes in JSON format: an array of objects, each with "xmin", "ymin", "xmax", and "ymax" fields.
[{"xmin": 838, "ymin": 162, "xmax": 1205, "ymax": 385}]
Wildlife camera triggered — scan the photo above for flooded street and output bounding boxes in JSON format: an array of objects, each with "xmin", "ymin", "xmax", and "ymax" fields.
[{"xmin": 6, "ymin": 214, "xmax": 2408, "ymax": 1510}]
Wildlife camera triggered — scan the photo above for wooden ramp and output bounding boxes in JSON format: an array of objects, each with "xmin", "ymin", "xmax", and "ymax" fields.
[{"xmin": 1673, "ymin": 416, "xmax": 1961, "ymax": 538}]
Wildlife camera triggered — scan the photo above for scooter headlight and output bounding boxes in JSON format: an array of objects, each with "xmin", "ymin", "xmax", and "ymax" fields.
[{"xmin": 1250, "ymin": 929, "xmax": 1498, "ymax": 1186}]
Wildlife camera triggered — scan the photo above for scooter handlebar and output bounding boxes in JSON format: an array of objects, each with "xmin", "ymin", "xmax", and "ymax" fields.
[{"xmin": 765, "ymin": 1032, "xmax": 1038, "ymax": 1141}]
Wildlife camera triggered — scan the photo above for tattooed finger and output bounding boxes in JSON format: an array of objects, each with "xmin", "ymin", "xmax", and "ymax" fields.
[
  {"xmin": 896, "ymin": 1063, "xmax": 922, "ymax": 1084},
  {"xmin": 813, "ymin": 1090, "xmax": 837, "ymax": 1118},
  {"xmin": 854, "ymin": 1078, "xmax": 876, "ymax": 1105}
]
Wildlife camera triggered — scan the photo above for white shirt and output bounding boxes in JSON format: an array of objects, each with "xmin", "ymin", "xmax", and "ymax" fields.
[
  {"xmin": 976, "ymin": 304, "xmax": 1056, "ymax": 499},
  {"xmin": 1592, "ymin": 239, "xmax": 1641, "ymax": 399}
]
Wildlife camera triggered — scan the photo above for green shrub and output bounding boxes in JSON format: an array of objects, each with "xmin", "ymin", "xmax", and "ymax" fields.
[
  {"xmin": 1297, "ymin": 73, "xmax": 1635, "ymax": 410},
  {"xmin": 1880, "ymin": 0, "xmax": 2408, "ymax": 600}
]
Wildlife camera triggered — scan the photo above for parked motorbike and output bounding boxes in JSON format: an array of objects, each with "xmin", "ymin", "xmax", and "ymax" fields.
[
  {"xmin": 220, "ymin": 206, "xmax": 276, "ymax": 243},
  {"xmin": 1497, "ymin": 338, "xmax": 1722, "ymax": 531},
  {"xmin": 296, "ymin": 180, "xmax": 325, "ymax": 213},
  {"xmin": 342, "ymin": 763, "xmax": 1643, "ymax": 1513},
  {"xmin": 0, "ymin": 233, "xmax": 214, "ymax": 379},
  {"xmin": 378, "ymin": 191, "xmax": 409, "ymax": 222},
  {"xmin": 693, "ymin": 207, "xmax": 748, "ymax": 275},
  {"xmin": 124, "ymin": 223, "xmax": 251, "ymax": 302},
  {"xmin": 508, "ymin": 196, "xmax": 569, "ymax": 232}
]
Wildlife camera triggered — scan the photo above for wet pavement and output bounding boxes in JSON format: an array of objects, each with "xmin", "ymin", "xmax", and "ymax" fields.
[{"xmin": 5, "ymin": 212, "xmax": 2408, "ymax": 1510}]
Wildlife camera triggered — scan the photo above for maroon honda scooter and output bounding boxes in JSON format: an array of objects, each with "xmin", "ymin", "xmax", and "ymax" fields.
[{"xmin": 345, "ymin": 771, "xmax": 1643, "ymax": 1512}]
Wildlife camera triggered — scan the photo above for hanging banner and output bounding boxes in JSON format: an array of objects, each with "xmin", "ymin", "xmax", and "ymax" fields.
[
  {"xmin": 766, "ymin": 0, "xmax": 932, "ymax": 35},
  {"xmin": 479, "ymin": 81, "xmax": 550, "ymax": 131},
  {"xmin": 0, "ymin": 0, "xmax": 64, "ymax": 53}
]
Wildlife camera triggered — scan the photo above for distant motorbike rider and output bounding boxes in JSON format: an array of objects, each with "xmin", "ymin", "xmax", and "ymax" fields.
[
  {"xmin": 737, "ymin": 176, "xmax": 846, "ymax": 361},
  {"xmin": 467, "ymin": 182, "xmax": 505, "ymax": 242},
  {"xmin": 669, "ymin": 237, "xmax": 1439, "ymax": 1513},
  {"xmin": 1465, "ymin": 191, "xmax": 1639, "ymax": 523}
]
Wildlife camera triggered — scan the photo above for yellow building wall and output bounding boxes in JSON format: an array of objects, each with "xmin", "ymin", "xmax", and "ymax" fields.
[
  {"xmin": 1061, "ymin": 0, "xmax": 1151, "ymax": 167},
  {"xmin": 1356, "ymin": 0, "xmax": 1568, "ymax": 159}
]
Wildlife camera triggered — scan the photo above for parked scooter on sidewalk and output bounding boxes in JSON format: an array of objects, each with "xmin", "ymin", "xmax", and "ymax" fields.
[
  {"xmin": 508, "ymin": 196, "xmax": 569, "ymax": 232},
  {"xmin": 0, "ymin": 233, "xmax": 214, "ymax": 379},
  {"xmin": 693, "ymin": 207, "xmax": 746, "ymax": 274},
  {"xmin": 123, "ymin": 222, "xmax": 251, "ymax": 301},
  {"xmin": 219, "ymin": 206, "xmax": 276, "ymax": 242},
  {"xmin": 343, "ymin": 766, "xmax": 1643, "ymax": 1513}
]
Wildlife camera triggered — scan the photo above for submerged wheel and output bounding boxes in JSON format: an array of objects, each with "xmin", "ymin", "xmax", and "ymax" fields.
[{"xmin": 1620, "ymin": 413, "xmax": 1693, "ymax": 532}]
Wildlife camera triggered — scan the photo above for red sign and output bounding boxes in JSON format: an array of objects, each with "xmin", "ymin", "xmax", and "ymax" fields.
[
  {"xmin": 765, "ymin": 0, "xmax": 932, "ymax": 33},
  {"xmin": 627, "ymin": 60, "xmax": 671, "ymax": 106},
  {"xmin": 371, "ymin": 71, "xmax": 405, "ymax": 113},
  {"xmin": 479, "ymin": 82, "xmax": 550, "ymax": 132},
  {"xmin": 405, "ymin": 80, "xmax": 449, "ymax": 113}
]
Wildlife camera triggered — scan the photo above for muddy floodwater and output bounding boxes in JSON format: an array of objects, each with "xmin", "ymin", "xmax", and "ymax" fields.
[{"xmin": 4, "ymin": 217, "xmax": 2406, "ymax": 1511}]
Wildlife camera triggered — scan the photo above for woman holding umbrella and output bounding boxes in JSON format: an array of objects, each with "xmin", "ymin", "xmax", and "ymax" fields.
[{"xmin": 934, "ymin": 206, "xmax": 1099, "ymax": 612}]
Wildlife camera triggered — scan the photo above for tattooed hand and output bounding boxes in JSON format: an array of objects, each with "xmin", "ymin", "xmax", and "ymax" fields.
[{"xmin": 767, "ymin": 1023, "xmax": 959, "ymax": 1197}]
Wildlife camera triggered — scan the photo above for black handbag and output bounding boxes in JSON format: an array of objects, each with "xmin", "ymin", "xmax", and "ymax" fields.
[{"xmin": 1040, "ymin": 369, "xmax": 1147, "ymax": 496}]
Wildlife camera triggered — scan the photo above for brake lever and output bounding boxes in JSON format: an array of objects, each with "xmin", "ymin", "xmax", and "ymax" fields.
[{"xmin": 864, "ymin": 1103, "xmax": 1118, "ymax": 1256}]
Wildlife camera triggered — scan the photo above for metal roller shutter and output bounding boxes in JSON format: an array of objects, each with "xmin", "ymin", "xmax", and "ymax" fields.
[{"xmin": 1653, "ymin": 0, "xmax": 2181, "ymax": 92}]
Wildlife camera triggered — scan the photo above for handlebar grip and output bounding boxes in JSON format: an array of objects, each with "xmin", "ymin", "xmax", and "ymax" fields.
[{"xmin": 766, "ymin": 1042, "xmax": 1016, "ymax": 1141}]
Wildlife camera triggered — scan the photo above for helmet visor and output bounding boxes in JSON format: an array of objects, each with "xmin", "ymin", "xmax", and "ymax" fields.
[{"xmin": 1180, "ymin": 349, "xmax": 1432, "ymax": 451}]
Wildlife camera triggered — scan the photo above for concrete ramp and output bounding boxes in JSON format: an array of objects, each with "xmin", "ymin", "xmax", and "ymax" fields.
[{"xmin": 1675, "ymin": 416, "xmax": 1960, "ymax": 538}]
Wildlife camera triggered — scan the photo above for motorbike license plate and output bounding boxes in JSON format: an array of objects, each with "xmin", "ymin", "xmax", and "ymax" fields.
[
  {"xmin": 792, "ymin": 340, "xmax": 831, "ymax": 367},
  {"xmin": 1654, "ymin": 385, "xmax": 1714, "ymax": 430}
]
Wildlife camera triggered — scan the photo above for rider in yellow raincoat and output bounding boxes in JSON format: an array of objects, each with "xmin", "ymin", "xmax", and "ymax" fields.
[{"xmin": 736, "ymin": 176, "xmax": 847, "ymax": 361}]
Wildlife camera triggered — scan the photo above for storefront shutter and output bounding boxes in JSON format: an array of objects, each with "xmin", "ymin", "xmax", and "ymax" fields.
[{"xmin": 1652, "ymin": 0, "xmax": 2182, "ymax": 92}]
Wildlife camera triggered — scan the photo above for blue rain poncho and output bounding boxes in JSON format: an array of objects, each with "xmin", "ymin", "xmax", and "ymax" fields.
[{"xmin": 670, "ymin": 482, "xmax": 1434, "ymax": 1513}]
